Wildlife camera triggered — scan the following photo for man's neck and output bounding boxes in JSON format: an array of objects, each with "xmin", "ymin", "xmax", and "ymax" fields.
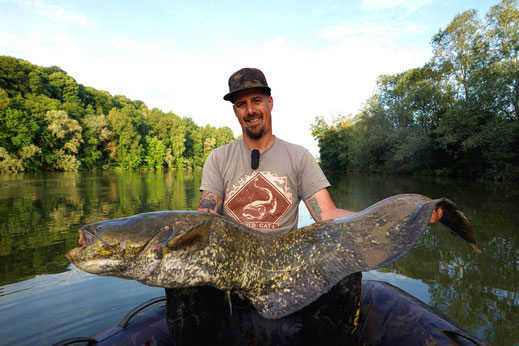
[{"xmin": 243, "ymin": 134, "xmax": 275, "ymax": 153}]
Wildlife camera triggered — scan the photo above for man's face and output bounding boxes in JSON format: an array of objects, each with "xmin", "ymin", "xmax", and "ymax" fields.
[{"xmin": 233, "ymin": 88, "xmax": 273, "ymax": 140}]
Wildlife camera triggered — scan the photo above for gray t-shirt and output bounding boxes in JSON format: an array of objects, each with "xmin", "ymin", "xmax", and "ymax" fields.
[{"xmin": 200, "ymin": 137, "xmax": 330, "ymax": 234}]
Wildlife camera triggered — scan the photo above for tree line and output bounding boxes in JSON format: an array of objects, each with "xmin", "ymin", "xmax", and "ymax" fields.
[
  {"xmin": 312, "ymin": 0, "xmax": 519, "ymax": 180},
  {"xmin": 0, "ymin": 56, "xmax": 235, "ymax": 172}
]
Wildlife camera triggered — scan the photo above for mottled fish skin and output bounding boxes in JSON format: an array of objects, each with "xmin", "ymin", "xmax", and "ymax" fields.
[{"xmin": 66, "ymin": 194, "xmax": 480, "ymax": 319}]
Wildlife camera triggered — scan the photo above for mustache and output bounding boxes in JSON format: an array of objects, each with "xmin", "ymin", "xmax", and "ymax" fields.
[{"xmin": 245, "ymin": 112, "xmax": 263, "ymax": 120}]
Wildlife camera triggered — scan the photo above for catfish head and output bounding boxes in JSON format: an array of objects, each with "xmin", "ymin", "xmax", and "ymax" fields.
[{"xmin": 66, "ymin": 211, "xmax": 217, "ymax": 285}]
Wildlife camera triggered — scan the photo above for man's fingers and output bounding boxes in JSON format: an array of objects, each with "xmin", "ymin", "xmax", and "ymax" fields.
[{"xmin": 430, "ymin": 208, "xmax": 443, "ymax": 224}]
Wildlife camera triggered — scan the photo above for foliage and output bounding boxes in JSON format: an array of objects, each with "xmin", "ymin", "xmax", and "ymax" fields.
[
  {"xmin": 312, "ymin": 0, "xmax": 519, "ymax": 180},
  {"xmin": 0, "ymin": 56, "xmax": 235, "ymax": 172},
  {"xmin": 311, "ymin": 115, "xmax": 353, "ymax": 170},
  {"xmin": 145, "ymin": 108, "xmax": 186, "ymax": 168},
  {"xmin": 144, "ymin": 136, "xmax": 167, "ymax": 168}
]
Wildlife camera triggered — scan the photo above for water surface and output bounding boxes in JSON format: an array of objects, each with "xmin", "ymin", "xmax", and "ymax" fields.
[{"xmin": 0, "ymin": 171, "xmax": 517, "ymax": 345}]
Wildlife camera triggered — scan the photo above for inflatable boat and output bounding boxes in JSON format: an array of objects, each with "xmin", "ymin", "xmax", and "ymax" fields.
[{"xmin": 53, "ymin": 280, "xmax": 487, "ymax": 345}]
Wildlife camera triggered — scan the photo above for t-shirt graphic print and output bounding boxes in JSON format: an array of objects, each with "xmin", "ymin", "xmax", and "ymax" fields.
[{"xmin": 224, "ymin": 171, "xmax": 292, "ymax": 230}]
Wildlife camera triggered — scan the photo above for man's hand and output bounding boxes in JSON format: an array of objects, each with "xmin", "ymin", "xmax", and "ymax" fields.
[{"xmin": 430, "ymin": 208, "xmax": 443, "ymax": 224}]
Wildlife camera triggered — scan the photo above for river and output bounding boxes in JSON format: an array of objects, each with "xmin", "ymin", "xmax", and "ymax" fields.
[{"xmin": 0, "ymin": 170, "xmax": 517, "ymax": 345}]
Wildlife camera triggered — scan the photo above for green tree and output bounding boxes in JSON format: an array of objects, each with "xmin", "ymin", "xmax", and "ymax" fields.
[
  {"xmin": 0, "ymin": 56, "xmax": 30, "ymax": 96},
  {"xmin": 106, "ymin": 106, "xmax": 143, "ymax": 169},
  {"xmin": 81, "ymin": 110, "xmax": 111, "ymax": 169},
  {"xmin": 44, "ymin": 110, "xmax": 83, "ymax": 171},
  {"xmin": 182, "ymin": 117, "xmax": 203, "ymax": 168},
  {"xmin": 81, "ymin": 87, "xmax": 115, "ymax": 115},
  {"xmin": 0, "ymin": 147, "xmax": 24, "ymax": 172},
  {"xmin": 0, "ymin": 88, "xmax": 9, "ymax": 114},
  {"xmin": 48, "ymin": 72, "xmax": 79, "ymax": 101},
  {"xmin": 215, "ymin": 126, "xmax": 235, "ymax": 147},
  {"xmin": 0, "ymin": 109, "xmax": 39, "ymax": 152},
  {"xmin": 146, "ymin": 109, "xmax": 186, "ymax": 168},
  {"xmin": 432, "ymin": 9, "xmax": 483, "ymax": 101},
  {"xmin": 311, "ymin": 115, "xmax": 353, "ymax": 170},
  {"xmin": 144, "ymin": 136, "xmax": 167, "ymax": 168},
  {"xmin": 198, "ymin": 124, "xmax": 235, "ymax": 164},
  {"xmin": 28, "ymin": 68, "xmax": 52, "ymax": 97},
  {"xmin": 348, "ymin": 99, "xmax": 395, "ymax": 173},
  {"xmin": 24, "ymin": 93, "xmax": 61, "ymax": 122},
  {"xmin": 202, "ymin": 137, "xmax": 216, "ymax": 162},
  {"xmin": 486, "ymin": 0, "xmax": 519, "ymax": 119},
  {"xmin": 0, "ymin": 107, "xmax": 42, "ymax": 172}
]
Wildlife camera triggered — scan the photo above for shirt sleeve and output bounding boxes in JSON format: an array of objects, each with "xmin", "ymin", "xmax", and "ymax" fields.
[
  {"xmin": 298, "ymin": 150, "xmax": 331, "ymax": 201},
  {"xmin": 200, "ymin": 150, "xmax": 225, "ymax": 197}
]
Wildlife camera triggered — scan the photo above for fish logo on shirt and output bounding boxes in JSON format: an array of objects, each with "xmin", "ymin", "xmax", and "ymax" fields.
[{"xmin": 225, "ymin": 172, "xmax": 292, "ymax": 229}]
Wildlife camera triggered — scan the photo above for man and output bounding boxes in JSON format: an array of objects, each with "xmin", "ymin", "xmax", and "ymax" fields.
[
  {"xmin": 166, "ymin": 68, "xmax": 443, "ymax": 344},
  {"xmin": 198, "ymin": 67, "xmax": 357, "ymax": 231}
]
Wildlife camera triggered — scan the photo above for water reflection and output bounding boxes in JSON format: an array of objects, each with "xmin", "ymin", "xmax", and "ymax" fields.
[
  {"xmin": 0, "ymin": 170, "xmax": 203, "ymax": 286},
  {"xmin": 0, "ymin": 171, "xmax": 517, "ymax": 345},
  {"xmin": 325, "ymin": 172, "xmax": 519, "ymax": 345}
]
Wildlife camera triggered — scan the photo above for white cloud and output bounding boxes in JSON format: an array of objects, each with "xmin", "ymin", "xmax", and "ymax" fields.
[
  {"xmin": 321, "ymin": 17, "xmax": 428, "ymax": 45},
  {"xmin": 361, "ymin": 0, "xmax": 434, "ymax": 14},
  {"xmin": 0, "ymin": 32, "xmax": 23, "ymax": 50},
  {"xmin": 8, "ymin": 0, "xmax": 91, "ymax": 27}
]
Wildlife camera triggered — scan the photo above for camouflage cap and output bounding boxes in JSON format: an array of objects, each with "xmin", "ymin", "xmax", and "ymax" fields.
[{"xmin": 223, "ymin": 68, "xmax": 271, "ymax": 102}]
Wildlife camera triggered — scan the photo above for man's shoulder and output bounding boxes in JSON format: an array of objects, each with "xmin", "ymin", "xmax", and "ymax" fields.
[{"xmin": 275, "ymin": 137, "xmax": 310, "ymax": 156}]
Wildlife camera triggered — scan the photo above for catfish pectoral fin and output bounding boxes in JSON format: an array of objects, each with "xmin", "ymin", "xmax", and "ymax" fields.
[{"xmin": 167, "ymin": 220, "xmax": 212, "ymax": 252}]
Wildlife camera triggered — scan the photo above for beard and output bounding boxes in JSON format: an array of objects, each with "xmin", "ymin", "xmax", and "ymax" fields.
[
  {"xmin": 244, "ymin": 113, "xmax": 265, "ymax": 139},
  {"xmin": 245, "ymin": 126, "xmax": 265, "ymax": 139}
]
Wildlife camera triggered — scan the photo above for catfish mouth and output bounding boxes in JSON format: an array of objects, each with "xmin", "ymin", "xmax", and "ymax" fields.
[
  {"xmin": 65, "ymin": 250, "xmax": 124, "ymax": 275},
  {"xmin": 64, "ymin": 228, "xmax": 95, "ymax": 259},
  {"xmin": 66, "ymin": 226, "xmax": 126, "ymax": 274}
]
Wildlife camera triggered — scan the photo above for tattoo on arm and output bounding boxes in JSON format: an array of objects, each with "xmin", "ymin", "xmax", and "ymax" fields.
[
  {"xmin": 198, "ymin": 191, "xmax": 223, "ymax": 214},
  {"xmin": 308, "ymin": 197, "xmax": 322, "ymax": 221},
  {"xmin": 199, "ymin": 191, "xmax": 217, "ymax": 211}
]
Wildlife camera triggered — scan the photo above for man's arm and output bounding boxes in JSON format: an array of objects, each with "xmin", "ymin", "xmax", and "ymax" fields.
[
  {"xmin": 197, "ymin": 190, "xmax": 224, "ymax": 214},
  {"xmin": 304, "ymin": 188, "xmax": 443, "ymax": 224},
  {"xmin": 304, "ymin": 189, "xmax": 356, "ymax": 222}
]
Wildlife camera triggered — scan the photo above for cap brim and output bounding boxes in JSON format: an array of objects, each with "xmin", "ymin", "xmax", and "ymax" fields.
[{"xmin": 223, "ymin": 86, "xmax": 271, "ymax": 102}]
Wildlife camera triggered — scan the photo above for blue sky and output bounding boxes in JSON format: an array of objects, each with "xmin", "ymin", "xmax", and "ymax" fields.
[{"xmin": 1, "ymin": 0, "xmax": 496, "ymax": 155}]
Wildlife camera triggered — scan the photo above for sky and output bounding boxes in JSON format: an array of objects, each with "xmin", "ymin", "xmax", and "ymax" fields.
[{"xmin": 0, "ymin": 0, "xmax": 496, "ymax": 156}]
